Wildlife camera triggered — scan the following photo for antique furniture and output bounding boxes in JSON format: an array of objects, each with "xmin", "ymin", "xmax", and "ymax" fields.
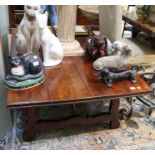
[
  {"xmin": 6, "ymin": 30, "xmax": 153, "ymax": 141},
  {"xmin": 77, "ymin": 5, "xmax": 99, "ymax": 33},
  {"xmin": 8, "ymin": 5, "xmax": 24, "ymax": 29},
  {"xmin": 78, "ymin": 5, "xmax": 99, "ymax": 22},
  {"xmin": 122, "ymin": 11, "xmax": 155, "ymax": 38}
]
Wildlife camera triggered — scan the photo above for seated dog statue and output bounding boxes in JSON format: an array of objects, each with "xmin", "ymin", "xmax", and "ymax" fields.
[
  {"xmin": 16, "ymin": 5, "xmax": 41, "ymax": 55},
  {"xmin": 98, "ymin": 68, "xmax": 137, "ymax": 88}
]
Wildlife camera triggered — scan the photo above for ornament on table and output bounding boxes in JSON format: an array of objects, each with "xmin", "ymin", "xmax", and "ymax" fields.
[
  {"xmin": 35, "ymin": 11, "xmax": 64, "ymax": 67},
  {"xmin": 15, "ymin": 5, "xmax": 41, "ymax": 55},
  {"xmin": 85, "ymin": 35, "xmax": 113, "ymax": 61},
  {"xmin": 85, "ymin": 35, "xmax": 133, "ymax": 61},
  {"xmin": 93, "ymin": 45, "xmax": 133, "ymax": 71},
  {"xmin": 93, "ymin": 43, "xmax": 137, "ymax": 88},
  {"xmin": 4, "ymin": 53, "xmax": 45, "ymax": 90},
  {"xmin": 96, "ymin": 68, "xmax": 137, "ymax": 88}
]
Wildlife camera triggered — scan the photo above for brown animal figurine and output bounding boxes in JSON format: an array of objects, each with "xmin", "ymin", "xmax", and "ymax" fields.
[
  {"xmin": 16, "ymin": 5, "xmax": 41, "ymax": 55},
  {"xmin": 98, "ymin": 68, "xmax": 137, "ymax": 88}
]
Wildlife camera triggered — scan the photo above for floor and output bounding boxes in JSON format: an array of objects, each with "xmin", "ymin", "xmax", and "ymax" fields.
[{"xmin": 2, "ymin": 97, "xmax": 155, "ymax": 150}]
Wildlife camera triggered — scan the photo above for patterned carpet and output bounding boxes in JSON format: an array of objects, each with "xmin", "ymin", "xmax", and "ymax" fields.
[{"xmin": 1, "ymin": 95, "xmax": 155, "ymax": 150}]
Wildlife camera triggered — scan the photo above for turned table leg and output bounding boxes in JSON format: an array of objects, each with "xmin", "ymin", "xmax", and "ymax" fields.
[
  {"xmin": 110, "ymin": 98, "xmax": 120, "ymax": 129},
  {"xmin": 23, "ymin": 108, "xmax": 37, "ymax": 141}
]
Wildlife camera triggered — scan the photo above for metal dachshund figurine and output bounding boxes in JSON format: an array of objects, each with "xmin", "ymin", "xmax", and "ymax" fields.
[{"xmin": 98, "ymin": 68, "xmax": 137, "ymax": 88}]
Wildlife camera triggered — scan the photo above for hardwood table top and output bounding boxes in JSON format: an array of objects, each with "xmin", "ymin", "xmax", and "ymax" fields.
[
  {"xmin": 6, "ymin": 30, "xmax": 153, "ymax": 108},
  {"xmin": 122, "ymin": 11, "xmax": 155, "ymax": 36},
  {"xmin": 7, "ymin": 54, "xmax": 153, "ymax": 108}
]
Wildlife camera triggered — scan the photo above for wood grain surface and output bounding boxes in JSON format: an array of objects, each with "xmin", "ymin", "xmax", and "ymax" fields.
[
  {"xmin": 7, "ymin": 55, "xmax": 153, "ymax": 108},
  {"xmin": 7, "ymin": 31, "xmax": 153, "ymax": 108}
]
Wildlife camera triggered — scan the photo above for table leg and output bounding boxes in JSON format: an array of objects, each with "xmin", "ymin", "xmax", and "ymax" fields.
[
  {"xmin": 23, "ymin": 108, "xmax": 37, "ymax": 141},
  {"xmin": 146, "ymin": 37, "xmax": 155, "ymax": 49},
  {"xmin": 132, "ymin": 27, "xmax": 140, "ymax": 38},
  {"xmin": 110, "ymin": 98, "xmax": 120, "ymax": 129},
  {"xmin": 22, "ymin": 99, "xmax": 120, "ymax": 141}
]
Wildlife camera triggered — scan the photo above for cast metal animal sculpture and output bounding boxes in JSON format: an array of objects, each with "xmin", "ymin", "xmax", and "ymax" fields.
[
  {"xmin": 86, "ymin": 35, "xmax": 113, "ymax": 61},
  {"xmin": 16, "ymin": 5, "xmax": 41, "ymax": 54},
  {"xmin": 98, "ymin": 68, "xmax": 137, "ymax": 88}
]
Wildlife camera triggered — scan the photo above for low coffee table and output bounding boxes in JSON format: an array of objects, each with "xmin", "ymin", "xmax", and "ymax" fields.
[{"xmin": 7, "ymin": 55, "xmax": 153, "ymax": 141}]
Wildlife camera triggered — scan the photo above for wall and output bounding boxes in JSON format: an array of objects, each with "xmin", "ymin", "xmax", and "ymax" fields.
[{"xmin": 0, "ymin": 5, "xmax": 11, "ymax": 139}]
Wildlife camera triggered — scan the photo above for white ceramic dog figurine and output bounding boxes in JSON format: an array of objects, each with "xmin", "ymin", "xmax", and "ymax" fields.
[
  {"xmin": 93, "ymin": 45, "xmax": 133, "ymax": 71},
  {"xmin": 16, "ymin": 5, "xmax": 41, "ymax": 54},
  {"xmin": 36, "ymin": 12, "xmax": 64, "ymax": 66}
]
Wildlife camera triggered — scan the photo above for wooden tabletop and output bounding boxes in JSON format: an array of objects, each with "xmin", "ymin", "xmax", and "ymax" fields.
[
  {"xmin": 7, "ymin": 54, "xmax": 153, "ymax": 108},
  {"xmin": 122, "ymin": 11, "xmax": 155, "ymax": 36}
]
